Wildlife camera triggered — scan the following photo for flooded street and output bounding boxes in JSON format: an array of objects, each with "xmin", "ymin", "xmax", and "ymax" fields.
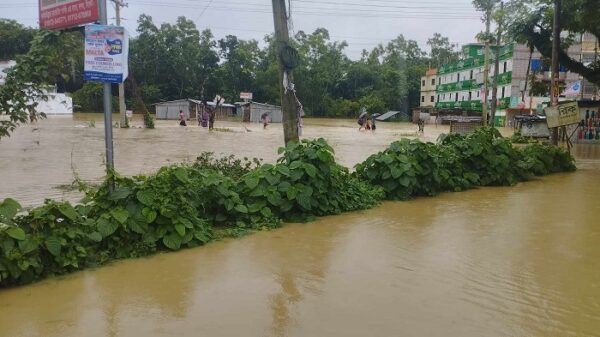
[
  {"xmin": 0, "ymin": 114, "xmax": 447, "ymax": 206},
  {"xmin": 1, "ymin": 115, "xmax": 600, "ymax": 336}
]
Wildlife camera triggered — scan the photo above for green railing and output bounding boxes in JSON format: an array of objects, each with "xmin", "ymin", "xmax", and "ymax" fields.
[{"xmin": 438, "ymin": 44, "xmax": 514, "ymax": 75}]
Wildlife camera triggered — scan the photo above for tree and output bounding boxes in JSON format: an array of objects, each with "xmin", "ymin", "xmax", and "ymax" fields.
[
  {"xmin": 427, "ymin": 33, "xmax": 459, "ymax": 68},
  {"xmin": 507, "ymin": 0, "xmax": 600, "ymax": 85},
  {"xmin": 0, "ymin": 31, "xmax": 61, "ymax": 138},
  {"xmin": 0, "ymin": 19, "xmax": 35, "ymax": 60}
]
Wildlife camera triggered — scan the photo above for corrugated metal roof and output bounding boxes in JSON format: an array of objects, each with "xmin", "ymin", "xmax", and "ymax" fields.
[
  {"xmin": 155, "ymin": 98, "xmax": 236, "ymax": 108},
  {"xmin": 376, "ymin": 111, "xmax": 401, "ymax": 121}
]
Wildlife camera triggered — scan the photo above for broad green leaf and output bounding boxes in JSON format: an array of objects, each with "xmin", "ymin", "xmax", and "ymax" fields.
[
  {"xmin": 248, "ymin": 202, "xmax": 264, "ymax": 213},
  {"xmin": 163, "ymin": 233, "xmax": 182, "ymax": 250},
  {"xmin": 278, "ymin": 181, "xmax": 291, "ymax": 192},
  {"xmin": 267, "ymin": 192, "xmax": 282, "ymax": 206},
  {"xmin": 0, "ymin": 198, "xmax": 21, "ymax": 219},
  {"xmin": 142, "ymin": 208, "xmax": 157, "ymax": 223},
  {"xmin": 174, "ymin": 224, "xmax": 186, "ymax": 236},
  {"xmin": 45, "ymin": 236, "xmax": 61, "ymax": 257},
  {"xmin": 110, "ymin": 208, "xmax": 129, "ymax": 224},
  {"xmin": 399, "ymin": 176, "xmax": 411, "ymax": 187},
  {"xmin": 260, "ymin": 207, "xmax": 272, "ymax": 217},
  {"xmin": 289, "ymin": 161, "xmax": 302, "ymax": 170},
  {"xmin": 297, "ymin": 194, "xmax": 312, "ymax": 210},
  {"xmin": 6, "ymin": 227, "xmax": 26, "ymax": 241},
  {"xmin": 173, "ymin": 167, "xmax": 189, "ymax": 183},
  {"xmin": 18, "ymin": 238, "xmax": 38, "ymax": 254},
  {"xmin": 136, "ymin": 190, "xmax": 155, "ymax": 206},
  {"xmin": 194, "ymin": 231, "xmax": 210, "ymax": 243},
  {"xmin": 245, "ymin": 177, "xmax": 259, "ymax": 189},
  {"xmin": 107, "ymin": 187, "xmax": 132, "ymax": 201},
  {"xmin": 58, "ymin": 203, "xmax": 78, "ymax": 221},
  {"xmin": 304, "ymin": 164, "xmax": 317, "ymax": 178},
  {"xmin": 97, "ymin": 218, "xmax": 119, "ymax": 237},
  {"xmin": 88, "ymin": 232, "xmax": 103, "ymax": 242},
  {"xmin": 235, "ymin": 204, "xmax": 249, "ymax": 214}
]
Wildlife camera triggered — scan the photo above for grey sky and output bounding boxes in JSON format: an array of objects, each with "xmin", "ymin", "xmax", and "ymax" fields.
[{"xmin": 1, "ymin": 0, "xmax": 484, "ymax": 60}]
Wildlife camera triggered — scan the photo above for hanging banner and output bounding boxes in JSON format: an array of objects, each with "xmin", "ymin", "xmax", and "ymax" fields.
[
  {"xmin": 84, "ymin": 25, "xmax": 129, "ymax": 83},
  {"xmin": 39, "ymin": 0, "xmax": 100, "ymax": 30},
  {"xmin": 544, "ymin": 101, "xmax": 579, "ymax": 128}
]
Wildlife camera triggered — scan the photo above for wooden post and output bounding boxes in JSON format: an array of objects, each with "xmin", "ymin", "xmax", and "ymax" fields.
[
  {"xmin": 490, "ymin": 1, "xmax": 504, "ymax": 126},
  {"xmin": 271, "ymin": 0, "xmax": 299, "ymax": 145},
  {"xmin": 551, "ymin": 0, "xmax": 560, "ymax": 145}
]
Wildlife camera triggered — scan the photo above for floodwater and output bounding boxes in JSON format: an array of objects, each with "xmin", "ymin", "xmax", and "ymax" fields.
[
  {"xmin": 1, "ymin": 115, "xmax": 600, "ymax": 337},
  {"xmin": 0, "ymin": 114, "xmax": 452, "ymax": 206}
]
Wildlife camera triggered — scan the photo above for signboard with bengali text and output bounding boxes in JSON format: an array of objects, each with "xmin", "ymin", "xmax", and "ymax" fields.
[
  {"xmin": 544, "ymin": 101, "xmax": 580, "ymax": 128},
  {"xmin": 39, "ymin": 0, "xmax": 100, "ymax": 30},
  {"xmin": 240, "ymin": 92, "xmax": 253, "ymax": 100},
  {"xmin": 84, "ymin": 25, "xmax": 129, "ymax": 83}
]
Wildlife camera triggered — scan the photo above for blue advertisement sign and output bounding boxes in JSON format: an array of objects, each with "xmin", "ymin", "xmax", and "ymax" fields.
[{"xmin": 84, "ymin": 25, "xmax": 129, "ymax": 83}]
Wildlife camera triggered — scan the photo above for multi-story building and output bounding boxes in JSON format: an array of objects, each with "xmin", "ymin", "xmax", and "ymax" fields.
[
  {"xmin": 581, "ymin": 33, "xmax": 598, "ymax": 100},
  {"xmin": 426, "ymin": 42, "xmax": 583, "ymax": 125},
  {"xmin": 420, "ymin": 68, "xmax": 437, "ymax": 112}
]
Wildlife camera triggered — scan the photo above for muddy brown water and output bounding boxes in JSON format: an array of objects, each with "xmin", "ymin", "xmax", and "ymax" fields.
[{"xmin": 1, "ymin": 115, "xmax": 599, "ymax": 336}]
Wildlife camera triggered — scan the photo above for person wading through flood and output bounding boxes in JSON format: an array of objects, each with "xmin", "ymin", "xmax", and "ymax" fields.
[
  {"xmin": 261, "ymin": 112, "xmax": 270, "ymax": 129},
  {"xmin": 207, "ymin": 95, "xmax": 224, "ymax": 130},
  {"xmin": 179, "ymin": 110, "xmax": 187, "ymax": 126},
  {"xmin": 371, "ymin": 114, "xmax": 377, "ymax": 133},
  {"xmin": 200, "ymin": 101, "xmax": 209, "ymax": 128}
]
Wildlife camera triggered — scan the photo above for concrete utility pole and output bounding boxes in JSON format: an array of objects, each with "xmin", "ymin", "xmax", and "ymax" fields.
[
  {"xmin": 490, "ymin": 1, "xmax": 504, "ymax": 125},
  {"xmin": 99, "ymin": 0, "xmax": 115, "ymax": 192},
  {"xmin": 271, "ymin": 0, "xmax": 299, "ymax": 145},
  {"xmin": 112, "ymin": 0, "xmax": 128, "ymax": 127},
  {"xmin": 551, "ymin": 0, "xmax": 560, "ymax": 145},
  {"xmin": 482, "ymin": 7, "xmax": 492, "ymax": 126}
]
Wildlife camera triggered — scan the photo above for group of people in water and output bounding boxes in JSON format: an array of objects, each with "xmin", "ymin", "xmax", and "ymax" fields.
[
  {"xmin": 357, "ymin": 114, "xmax": 377, "ymax": 132},
  {"xmin": 178, "ymin": 99, "xmax": 219, "ymax": 129}
]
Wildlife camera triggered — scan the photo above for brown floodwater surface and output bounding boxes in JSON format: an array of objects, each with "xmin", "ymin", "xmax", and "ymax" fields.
[{"xmin": 1, "ymin": 115, "xmax": 599, "ymax": 336}]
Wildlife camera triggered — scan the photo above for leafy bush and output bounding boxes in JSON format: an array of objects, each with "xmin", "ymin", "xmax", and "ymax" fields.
[
  {"xmin": 194, "ymin": 152, "xmax": 263, "ymax": 179},
  {"xmin": 238, "ymin": 139, "xmax": 384, "ymax": 221},
  {"xmin": 356, "ymin": 127, "xmax": 575, "ymax": 200},
  {"xmin": 0, "ymin": 135, "xmax": 573, "ymax": 287}
]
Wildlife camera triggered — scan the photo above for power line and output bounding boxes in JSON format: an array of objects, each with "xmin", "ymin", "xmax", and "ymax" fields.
[{"xmin": 194, "ymin": 0, "xmax": 214, "ymax": 21}]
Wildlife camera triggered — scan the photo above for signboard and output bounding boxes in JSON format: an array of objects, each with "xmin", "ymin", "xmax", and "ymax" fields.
[
  {"xmin": 84, "ymin": 25, "xmax": 129, "ymax": 83},
  {"xmin": 39, "ymin": 0, "xmax": 100, "ymax": 30},
  {"xmin": 240, "ymin": 92, "xmax": 253, "ymax": 100},
  {"xmin": 544, "ymin": 101, "xmax": 579, "ymax": 128},
  {"xmin": 521, "ymin": 120, "xmax": 550, "ymax": 138}
]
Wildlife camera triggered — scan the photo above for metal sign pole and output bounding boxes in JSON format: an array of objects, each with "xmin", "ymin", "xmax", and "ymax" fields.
[{"xmin": 99, "ymin": 0, "xmax": 115, "ymax": 192}]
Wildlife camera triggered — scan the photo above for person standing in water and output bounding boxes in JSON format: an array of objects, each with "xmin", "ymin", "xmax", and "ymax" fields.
[
  {"xmin": 179, "ymin": 110, "xmax": 187, "ymax": 126},
  {"xmin": 371, "ymin": 114, "xmax": 377, "ymax": 133},
  {"xmin": 261, "ymin": 112, "xmax": 270, "ymax": 129}
]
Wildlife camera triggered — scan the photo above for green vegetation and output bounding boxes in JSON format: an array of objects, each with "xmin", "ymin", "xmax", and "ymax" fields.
[
  {"xmin": 1, "ymin": 15, "xmax": 459, "ymax": 138},
  {"xmin": 0, "ymin": 134, "xmax": 575, "ymax": 287},
  {"xmin": 355, "ymin": 128, "xmax": 575, "ymax": 200}
]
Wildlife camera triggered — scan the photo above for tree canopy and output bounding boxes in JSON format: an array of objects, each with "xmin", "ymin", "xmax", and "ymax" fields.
[
  {"xmin": 0, "ymin": 14, "xmax": 460, "ymax": 138},
  {"xmin": 506, "ymin": 0, "xmax": 600, "ymax": 85}
]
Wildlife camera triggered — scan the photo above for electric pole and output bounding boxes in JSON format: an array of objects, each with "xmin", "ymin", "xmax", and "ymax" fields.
[
  {"xmin": 482, "ymin": 7, "xmax": 492, "ymax": 126},
  {"xmin": 99, "ymin": 0, "xmax": 115, "ymax": 193},
  {"xmin": 271, "ymin": 0, "xmax": 299, "ymax": 145},
  {"xmin": 112, "ymin": 0, "xmax": 128, "ymax": 128},
  {"xmin": 551, "ymin": 0, "xmax": 560, "ymax": 145},
  {"xmin": 490, "ymin": 1, "xmax": 504, "ymax": 125}
]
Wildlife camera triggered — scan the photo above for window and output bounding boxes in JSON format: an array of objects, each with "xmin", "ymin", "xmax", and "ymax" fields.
[
  {"xmin": 430, "ymin": 96, "xmax": 435, "ymax": 103},
  {"xmin": 437, "ymin": 94, "xmax": 440, "ymax": 102},
  {"xmin": 477, "ymin": 90, "xmax": 480, "ymax": 98},
  {"xmin": 457, "ymin": 73, "xmax": 460, "ymax": 82},
  {"xmin": 438, "ymin": 77, "xmax": 442, "ymax": 85},
  {"xmin": 431, "ymin": 78, "xmax": 435, "ymax": 85},
  {"xmin": 470, "ymin": 70, "xmax": 474, "ymax": 80},
  {"xmin": 422, "ymin": 80, "xmax": 425, "ymax": 87},
  {"xmin": 421, "ymin": 96, "xmax": 425, "ymax": 103},
  {"xmin": 501, "ymin": 87, "xmax": 505, "ymax": 98},
  {"xmin": 503, "ymin": 61, "xmax": 507, "ymax": 73},
  {"xmin": 469, "ymin": 92, "xmax": 472, "ymax": 100},
  {"xmin": 461, "ymin": 96, "xmax": 465, "ymax": 101},
  {"xmin": 455, "ymin": 93, "xmax": 458, "ymax": 102}
]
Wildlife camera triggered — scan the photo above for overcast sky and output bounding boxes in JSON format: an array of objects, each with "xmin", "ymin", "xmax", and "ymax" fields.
[{"xmin": 1, "ymin": 0, "xmax": 484, "ymax": 59}]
